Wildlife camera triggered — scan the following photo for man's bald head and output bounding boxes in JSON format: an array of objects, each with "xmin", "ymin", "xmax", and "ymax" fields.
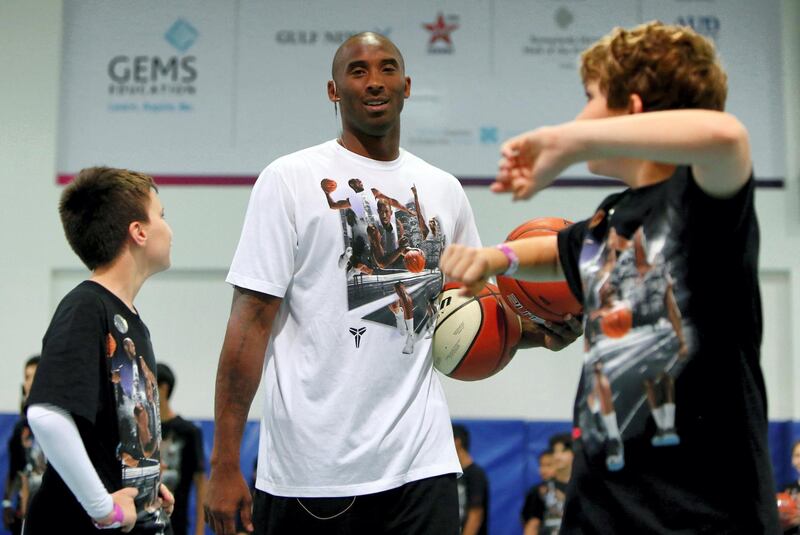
[{"xmin": 331, "ymin": 32, "xmax": 405, "ymax": 81}]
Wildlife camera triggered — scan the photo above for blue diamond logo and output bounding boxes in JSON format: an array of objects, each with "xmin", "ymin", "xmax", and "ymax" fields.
[
  {"xmin": 165, "ymin": 19, "xmax": 198, "ymax": 53},
  {"xmin": 480, "ymin": 127, "xmax": 499, "ymax": 144}
]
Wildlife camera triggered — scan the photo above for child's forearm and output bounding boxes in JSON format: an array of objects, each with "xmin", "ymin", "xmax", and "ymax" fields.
[{"xmin": 27, "ymin": 404, "xmax": 113, "ymax": 520}]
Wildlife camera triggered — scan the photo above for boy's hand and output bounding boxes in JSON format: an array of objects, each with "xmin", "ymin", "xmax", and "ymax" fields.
[
  {"xmin": 95, "ymin": 487, "xmax": 138, "ymax": 532},
  {"xmin": 440, "ymin": 245, "xmax": 506, "ymax": 296},
  {"xmin": 205, "ymin": 469, "xmax": 253, "ymax": 534},
  {"xmin": 494, "ymin": 126, "xmax": 573, "ymax": 200},
  {"xmin": 159, "ymin": 484, "xmax": 175, "ymax": 517}
]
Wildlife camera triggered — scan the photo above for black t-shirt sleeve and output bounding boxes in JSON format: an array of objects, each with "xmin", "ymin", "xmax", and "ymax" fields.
[
  {"xmin": 685, "ymin": 167, "xmax": 756, "ymax": 238},
  {"xmin": 180, "ymin": 420, "xmax": 205, "ymax": 479},
  {"xmin": 27, "ymin": 291, "xmax": 106, "ymax": 424},
  {"xmin": 191, "ymin": 424, "xmax": 206, "ymax": 474},
  {"xmin": 558, "ymin": 219, "xmax": 588, "ymax": 305},
  {"xmin": 521, "ymin": 485, "xmax": 545, "ymax": 522}
]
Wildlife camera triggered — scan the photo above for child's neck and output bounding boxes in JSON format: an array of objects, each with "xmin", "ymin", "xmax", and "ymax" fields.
[
  {"xmin": 160, "ymin": 401, "xmax": 175, "ymax": 421},
  {"xmin": 90, "ymin": 255, "xmax": 147, "ymax": 312},
  {"xmin": 628, "ymin": 161, "xmax": 676, "ymax": 189}
]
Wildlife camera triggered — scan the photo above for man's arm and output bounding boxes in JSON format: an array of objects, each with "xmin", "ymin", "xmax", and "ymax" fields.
[
  {"xmin": 204, "ymin": 287, "xmax": 282, "ymax": 535},
  {"xmin": 495, "ymin": 109, "xmax": 751, "ymax": 200}
]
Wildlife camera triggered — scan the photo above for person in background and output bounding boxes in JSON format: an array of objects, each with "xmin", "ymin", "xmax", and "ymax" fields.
[
  {"xmin": 157, "ymin": 363, "xmax": 207, "ymax": 535},
  {"xmin": 452, "ymin": 424, "xmax": 489, "ymax": 535},
  {"xmin": 521, "ymin": 433, "xmax": 573, "ymax": 535},
  {"xmin": 780, "ymin": 440, "xmax": 800, "ymax": 533},
  {"xmin": 3, "ymin": 355, "xmax": 41, "ymax": 535}
]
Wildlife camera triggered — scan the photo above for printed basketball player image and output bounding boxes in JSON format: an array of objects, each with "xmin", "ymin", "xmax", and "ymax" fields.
[{"xmin": 322, "ymin": 177, "xmax": 447, "ymax": 356}]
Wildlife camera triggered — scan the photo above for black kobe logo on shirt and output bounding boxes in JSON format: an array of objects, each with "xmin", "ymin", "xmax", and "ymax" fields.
[{"xmin": 349, "ymin": 327, "xmax": 366, "ymax": 348}]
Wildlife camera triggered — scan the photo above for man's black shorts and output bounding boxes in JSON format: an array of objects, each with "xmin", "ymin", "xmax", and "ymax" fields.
[{"xmin": 252, "ymin": 473, "xmax": 459, "ymax": 535}]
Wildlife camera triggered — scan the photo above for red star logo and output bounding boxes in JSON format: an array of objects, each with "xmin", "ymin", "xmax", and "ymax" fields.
[{"xmin": 423, "ymin": 13, "xmax": 459, "ymax": 45}]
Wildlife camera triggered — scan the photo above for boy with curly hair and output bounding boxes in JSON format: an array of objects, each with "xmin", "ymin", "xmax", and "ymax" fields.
[{"xmin": 442, "ymin": 21, "xmax": 779, "ymax": 533}]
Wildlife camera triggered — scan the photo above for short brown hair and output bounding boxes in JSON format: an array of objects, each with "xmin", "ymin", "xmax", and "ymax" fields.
[
  {"xmin": 580, "ymin": 21, "xmax": 727, "ymax": 112},
  {"xmin": 59, "ymin": 166, "xmax": 156, "ymax": 270}
]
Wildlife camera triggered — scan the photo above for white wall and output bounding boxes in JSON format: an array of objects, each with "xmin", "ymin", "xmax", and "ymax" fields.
[{"xmin": 1, "ymin": 0, "xmax": 798, "ymax": 422}]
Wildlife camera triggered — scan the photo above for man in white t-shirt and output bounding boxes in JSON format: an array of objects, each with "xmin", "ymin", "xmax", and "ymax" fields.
[{"xmin": 203, "ymin": 32, "xmax": 582, "ymax": 535}]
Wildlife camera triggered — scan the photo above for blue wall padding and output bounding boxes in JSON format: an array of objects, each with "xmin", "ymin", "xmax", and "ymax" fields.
[{"xmin": 1, "ymin": 415, "xmax": 797, "ymax": 535}]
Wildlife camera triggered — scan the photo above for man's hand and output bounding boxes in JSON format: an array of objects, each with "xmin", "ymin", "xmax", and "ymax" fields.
[
  {"xmin": 204, "ymin": 469, "xmax": 253, "ymax": 535},
  {"xmin": 518, "ymin": 314, "xmax": 583, "ymax": 352}
]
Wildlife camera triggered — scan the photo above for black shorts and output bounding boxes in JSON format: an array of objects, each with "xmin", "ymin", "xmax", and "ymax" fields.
[{"xmin": 252, "ymin": 473, "xmax": 459, "ymax": 535}]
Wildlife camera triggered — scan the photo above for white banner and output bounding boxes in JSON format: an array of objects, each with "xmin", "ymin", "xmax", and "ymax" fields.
[{"xmin": 57, "ymin": 0, "xmax": 785, "ymax": 184}]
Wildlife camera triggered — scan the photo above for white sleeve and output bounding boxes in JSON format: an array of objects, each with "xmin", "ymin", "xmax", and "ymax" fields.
[
  {"xmin": 27, "ymin": 404, "xmax": 113, "ymax": 520},
  {"xmin": 226, "ymin": 164, "xmax": 298, "ymax": 297},
  {"xmin": 452, "ymin": 185, "xmax": 482, "ymax": 248}
]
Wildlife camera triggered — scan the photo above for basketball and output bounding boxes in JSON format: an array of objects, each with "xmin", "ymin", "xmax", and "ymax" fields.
[
  {"xmin": 404, "ymin": 248, "xmax": 426, "ymax": 273},
  {"xmin": 432, "ymin": 282, "xmax": 522, "ymax": 381},
  {"xmin": 777, "ymin": 492, "xmax": 798, "ymax": 527},
  {"xmin": 600, "ymin": 305, "xmax": 633, "ymax": 338},
  {"xmin": 496, "ymin": 217, "xmax": 582, "ymax": 324},
  {"xmin": 321, "ymin": 178, "xmax": 337, "ymax": 193}
]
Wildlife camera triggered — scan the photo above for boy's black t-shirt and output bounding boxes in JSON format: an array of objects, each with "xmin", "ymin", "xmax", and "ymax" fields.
[
  {"xmin": 160, "ymin": 415, "xmax": 205, "ymax": 535},
  {"xmin": 556, "ymin": 167, "xmax": 779, "ymax": 533},
  {"xmin": 25, "ymin": 280, "xmax": 167, "ymax": 534}
]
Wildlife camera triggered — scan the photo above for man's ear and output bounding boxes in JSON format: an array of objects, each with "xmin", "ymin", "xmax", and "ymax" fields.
[
  {"xmin": 129, "ymin": 220, "xmax": 147, "ymax": 246},
  {"xmin": 628, "ymin": 93, "xmax": 644, "ymax": 114},
  {"xmin": 327, "ymin": 80, "xmax": 339, "ymax": 102},
  {"xmin": 404, "ymin": 76, "xmax": 411, "ymax": 99}
]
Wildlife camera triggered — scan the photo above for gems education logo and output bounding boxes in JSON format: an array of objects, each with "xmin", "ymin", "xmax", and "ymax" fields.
[
  {"xmin": 422, "ymin": 13, "xmax": 459, "ymax": 54},
  {"xmin": 165, "ymin": 18, "xmax": 198, "ymax": 52},
  {"xmin": 107, "ymin": 18, "xmax": 198, "ymax": 98}
]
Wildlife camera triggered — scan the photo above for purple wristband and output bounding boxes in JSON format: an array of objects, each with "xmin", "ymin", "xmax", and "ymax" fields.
[
  {"xmin": 495, "ymin": 243, "xmax": 519, "ymax": 276},
  {"xmin": 94, "ymin": 502, "xmax": 124, "ymax": 530}
]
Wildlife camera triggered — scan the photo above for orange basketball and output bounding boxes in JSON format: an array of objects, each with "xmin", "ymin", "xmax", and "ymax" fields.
[
  {"xmin": 600, "ymin": 305, "xmax": 633, "ymax": 338},
  {"xmin": 432, "ymin": 282, "xmax": 522, "ymax": 381},
  {"xmin": 404, "ymin": 248, "xmax": 426, "ymax": 273},
  {"xmin": 497, "ymin": 217, "xmax": 582, "ymax": 323},
  {"xmin": 321, "ymin": 178, "xmax": 337, "ymax": 193},
  {"xmin": 777, "ymin": 492, "xmax": 798, "ymax": 528}
]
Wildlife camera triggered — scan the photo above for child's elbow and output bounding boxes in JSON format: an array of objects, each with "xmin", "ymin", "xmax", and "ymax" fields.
[{"xmin": 712, "ymin": 113, "xmax": 750, "ymax": 154}]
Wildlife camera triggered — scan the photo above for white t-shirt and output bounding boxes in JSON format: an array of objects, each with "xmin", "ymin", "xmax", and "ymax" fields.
[{"xmin": 227, "ymin": 139, "xmax": 481, "ymax": 497}]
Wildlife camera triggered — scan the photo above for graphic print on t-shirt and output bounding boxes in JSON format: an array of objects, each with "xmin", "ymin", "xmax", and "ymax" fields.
[
  {"xmin": 576, "ymin": 209, "xmax": 696, "ymax": 472},
  {"xmin": 107, "ymin": 327, "xmax": 166, "ymax": 530},
  {"xmin": 321, "ymin": 178, "xmax": 446, "ymax": 354}
]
